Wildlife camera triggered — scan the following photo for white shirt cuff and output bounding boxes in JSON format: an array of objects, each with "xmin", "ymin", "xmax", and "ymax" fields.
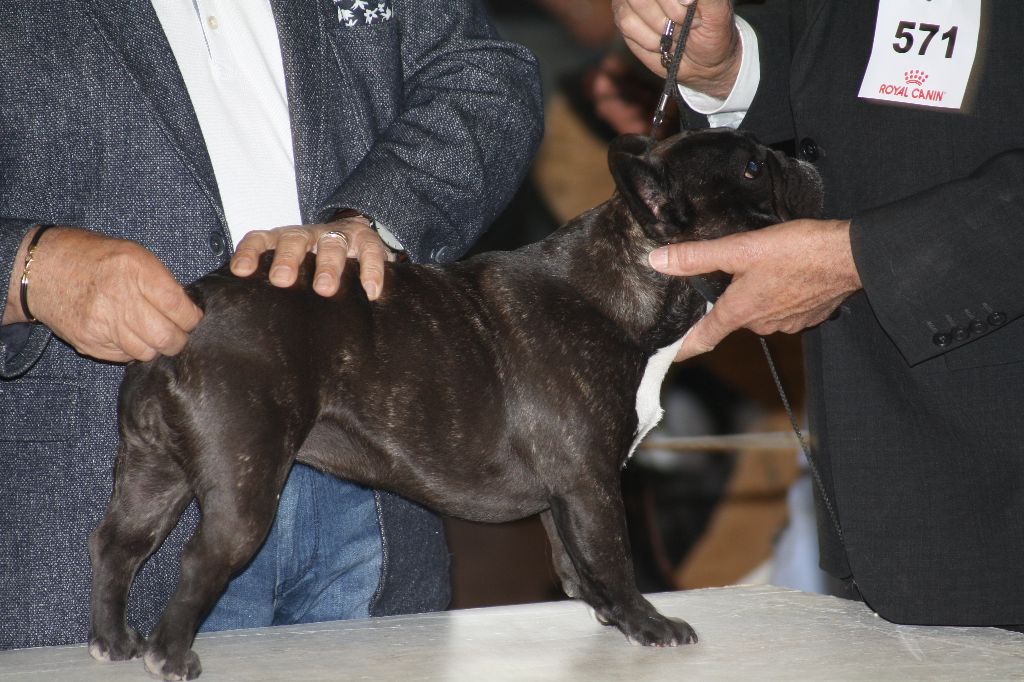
[{"xmin": 676, "ymin": 15, "xmax": 760, "ymax": 129}]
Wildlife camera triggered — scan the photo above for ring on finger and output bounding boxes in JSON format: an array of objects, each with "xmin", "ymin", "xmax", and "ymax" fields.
[{"xmin": 317, "ymin": 230, "xmax": 350, "ymax": 250}]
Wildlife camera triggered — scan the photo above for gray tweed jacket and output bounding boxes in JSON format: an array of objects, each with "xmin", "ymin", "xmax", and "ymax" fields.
[{"xmin": 0, "ymin": 0, "xmax": 542, "ymax": 648}]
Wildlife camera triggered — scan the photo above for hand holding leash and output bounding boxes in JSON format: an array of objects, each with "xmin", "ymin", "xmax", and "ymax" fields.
[{"xmin": 614, "ymin": 0, "xmax": 741, "ymax": 100}]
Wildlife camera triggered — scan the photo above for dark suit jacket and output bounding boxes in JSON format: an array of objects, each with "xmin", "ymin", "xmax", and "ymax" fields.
[
  {"xmin": 0, "ymin": 0, "xmax": 542, "ymax": 648},
  {"xmin": 738, "ymin": 0, "xmax": 1024, "ymax": 625}
]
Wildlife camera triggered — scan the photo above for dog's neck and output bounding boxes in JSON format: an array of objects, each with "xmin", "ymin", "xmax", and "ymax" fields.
[{"xmin": 560, "ymin": 198, "xmax": 700, "ymax": 353}]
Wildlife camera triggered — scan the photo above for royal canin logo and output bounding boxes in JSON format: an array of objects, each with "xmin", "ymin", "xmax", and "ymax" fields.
[{"xmin": 877, "ymin": 70, "xmax": 945, "ymax": 102}]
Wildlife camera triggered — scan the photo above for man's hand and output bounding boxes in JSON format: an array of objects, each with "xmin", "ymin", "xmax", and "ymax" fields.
[
  {"xmin": 4, "ymin": 226, "xmax": 203, "ymax": 363},
  {"xmin": 231, "ymin": 215, "xmax": 393, "ymax": 300},
  {"xmin": 649, "ymin": 219, "xmax": 863, "ymax": 362},
  {"xmin": 612, "ymin": 0, "xmax": 741, "ymax": 99}
]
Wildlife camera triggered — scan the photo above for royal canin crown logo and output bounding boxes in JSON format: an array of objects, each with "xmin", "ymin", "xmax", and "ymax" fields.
[
  {"xmin": 877, "ymin": 69, "xmax": 943, "ymax": 103},
  {"xmin": 904, "ymin": 69, "xmax": 928, "ymax": 86}
]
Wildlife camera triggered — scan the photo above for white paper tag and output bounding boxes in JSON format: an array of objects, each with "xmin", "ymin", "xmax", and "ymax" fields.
[{"xmin": 857, "ymin": 0, "xmax": 981, "ymax": 110}]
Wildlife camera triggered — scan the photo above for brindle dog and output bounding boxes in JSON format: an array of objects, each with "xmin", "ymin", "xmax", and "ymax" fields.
[{"xmin": 89, "ymin": 129, "xmax": 822, "ymax": 679}]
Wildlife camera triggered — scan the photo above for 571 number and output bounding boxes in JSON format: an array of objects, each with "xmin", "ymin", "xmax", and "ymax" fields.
[{"xmin": 893, "ymin": 21, "xmax": 958, "ymax": 58}]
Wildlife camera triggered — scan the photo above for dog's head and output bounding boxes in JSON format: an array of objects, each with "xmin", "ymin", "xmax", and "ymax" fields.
[
  {"xmin": 601, "ymin": 129, "xmax": 823, "ymax": 348},
  {"xmin": 609, "ymin": 129, "xmax": 823, "ymax": 246}
]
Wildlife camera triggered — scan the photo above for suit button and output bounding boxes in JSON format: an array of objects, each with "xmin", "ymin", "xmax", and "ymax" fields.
[
  {"xmin": 951, "ymin": 326, "xmax": 970, "ymax": 342},
  {"xmin": 933, "ymin": 332, "xmax": 952, "ymax": 348},
  {"xmin": 429, "ymin": 245, "xmax": 449, "ymax": 263},
  {"xmin": 208, "ymin": 231, "xmax": 226, "ymax": 257},
  {"xmin": 988, "ymin": 311, "xmax": 1007, "ymax": 326},
  {"xmin": 970, "ymin": 319, "xmax": 987, "ymax": 335},
  {"xmin": 799, "ymin": 137, "xmax": 819, "ymax": 162}
]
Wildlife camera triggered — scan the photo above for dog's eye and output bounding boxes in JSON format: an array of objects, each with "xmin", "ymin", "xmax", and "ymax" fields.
[{"xmin": 744, "ymin": 159, "xmax": 763, "ymax": 179}]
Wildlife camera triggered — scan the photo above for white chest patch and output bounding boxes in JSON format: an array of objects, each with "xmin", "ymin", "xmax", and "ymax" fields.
[{"xmin": 627, "ymin": 303, "xmax": 713, "ymax": 460}]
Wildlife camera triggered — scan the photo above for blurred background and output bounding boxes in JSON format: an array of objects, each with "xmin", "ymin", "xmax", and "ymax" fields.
[{"xmin": 445, "ymin": 0, "xmax": 835, "ymax": 610}]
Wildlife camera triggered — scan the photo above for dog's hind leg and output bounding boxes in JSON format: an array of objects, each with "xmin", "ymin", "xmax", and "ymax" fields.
[
  {"xmin": 89, "ymin": 441, "xmax": 192, "ymax": 663},
  {"xmin": 142, "ymin": 440, "xmax": 293, "ymax": 681},
  {"xmin": 548, "ymin": 488, "xmax": 698, "ymax": 646}
]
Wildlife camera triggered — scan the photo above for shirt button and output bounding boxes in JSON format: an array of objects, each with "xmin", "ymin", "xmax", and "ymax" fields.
[
  {"xmin": 988, "ymin": 311, "xmax": 1007, "ymax": 326},
  {"xmin": 799, "ymin": 137, "xmax": 819, "ymax": 162},
  {"xmin": 932, "ymin": 332, "xmax": 952, "ymax": 348},
  {"xmin": 207, "ymin": 15, "xmax": 219, "ymax": 30},
  {"xmin": 208, "ymin": 231, "xmax": 226, "ymax": 257}
]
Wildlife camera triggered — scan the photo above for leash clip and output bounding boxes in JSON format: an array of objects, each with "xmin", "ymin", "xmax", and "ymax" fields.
[
  {"xmin": 659, "ymin": 20, "xmax": 676, "ymax": 69},
  {"xmin": 650, "ymin": 2, "xmax": 698, "ymax": 138}
]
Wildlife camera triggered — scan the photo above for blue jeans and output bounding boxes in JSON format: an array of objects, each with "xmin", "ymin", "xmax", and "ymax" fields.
[{"xmin": 200, "ymin": 464, "xmax": 384, "ymax": 631}]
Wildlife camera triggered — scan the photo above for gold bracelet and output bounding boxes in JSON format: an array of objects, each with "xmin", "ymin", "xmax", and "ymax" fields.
[{"xmin": 19, "ymin": 224, "xmax": 56, "ymax": 323}]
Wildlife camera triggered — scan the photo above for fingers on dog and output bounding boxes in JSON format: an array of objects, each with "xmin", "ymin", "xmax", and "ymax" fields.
[
  {"xmin": 678, "ymin": 304, "xmax": 733, "ymax": 360},
  {"xmin": 125, "ymin": 288, "xmax": 191, "ymax": 358},
  {"xmin": 267, "ymin": 226, "xmax": 314, "ymax": 287},
  {"xmin": 651, "ymin": 237, "xmax": 742, "ymax": 277},
  {"xmin": 230, "ymin": 229, "xmax": 274, "ymax": 276},
  {"xmin": 138, "ymin": 265, "xmax": 203, "ymax": 333},
  {"xmin": 113, "ymin": 326, "xmax": 154, "ymax": 363},
  {"xmin": 353, "ymin": 237, "xmax": 389, "ymax": 301},
  {"xmin": 311, "ymin": 230, "xmax": 348, "ymax": 297}
]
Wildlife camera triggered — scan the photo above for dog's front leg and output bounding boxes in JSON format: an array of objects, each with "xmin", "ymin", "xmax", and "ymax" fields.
[
  {"xmin": 548, "ymin": 490, "xmax": 697, "ymax": 646},
  {"xmin": 540, "ymin": 510, "xmax": 582, "ymax": 599}
]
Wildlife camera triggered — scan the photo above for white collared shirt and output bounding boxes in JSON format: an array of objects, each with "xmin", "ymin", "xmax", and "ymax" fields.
[
  {"xmin": 152, "ymin": 0, "xmax": 302, "ymax": 247},
  {"xmin": 678, "ymin": 16, "xmax": 760, "ymax": 129}
]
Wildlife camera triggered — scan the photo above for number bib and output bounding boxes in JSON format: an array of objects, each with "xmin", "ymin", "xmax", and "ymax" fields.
[{"xmin": 857, "ymin": 0, "xmax": 981, "ymax": 110}]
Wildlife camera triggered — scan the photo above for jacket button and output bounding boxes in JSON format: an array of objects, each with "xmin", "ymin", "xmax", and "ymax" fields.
[
  {"xmin": 208, "ymin": 231, "xmax": 226, "ymax": 257},
  {"xmin": 933, "ymin": 332, "xmax": 952, "ymax": 348},
  {"xmin": 799, "ymin": 137, "xmax": 819, "ymax": 162},
  {"xmin": 988, "ymin": 311, "xmax": 1007, "ymax": 326},
  {"xmin": 969, "ymin": 319, "xmax": 987, "ymax": 335},
  {"xmin": 429, "ymin": 245, "xmax": 449, "ymax": 263},
  {"xmin": 951, "ymin": 326, "xmax": 970, "ymax": 342}
]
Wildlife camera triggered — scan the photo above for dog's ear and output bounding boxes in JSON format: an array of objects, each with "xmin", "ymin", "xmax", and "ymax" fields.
[{"xmin": 608, "ymin": 135, "xmax": 685, "ymax": 241}]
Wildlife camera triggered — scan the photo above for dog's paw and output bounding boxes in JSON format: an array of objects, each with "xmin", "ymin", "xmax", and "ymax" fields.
[
  {"xmin": 621, "ymin": 614, "xmax": 698, "ymax": 647},
  {"xmin": 88, "ymin": 627, "xmax": 145, "ymax": 662},
  {"xmin": 144, "ymin": 648, "xmax": 202, "ymax": 681}
]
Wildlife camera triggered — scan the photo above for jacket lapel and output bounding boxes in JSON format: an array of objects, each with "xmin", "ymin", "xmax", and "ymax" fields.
[
  {"xmin": 84, "ymin": 0, "xmax": 226, "ymax": 227},
  {"xmin": 270, "ymin": 0, "xmax": 332, "ymax": 223}
]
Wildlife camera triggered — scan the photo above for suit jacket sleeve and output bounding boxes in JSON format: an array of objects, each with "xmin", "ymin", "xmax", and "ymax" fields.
[
  {"xmin": 319, "ymin": 2, "xmax": 544, "ymax": 264},
  {"xmin": 850, "ymin": 150, "xmax": 1024, "ymax": 366},
  {"xmin": 740, "ymin": 1, "xmax": 1024, "ymax": 368},
  {"xmin": 0, "ymin": 219, "xmax": 53, "ymax": 378}
]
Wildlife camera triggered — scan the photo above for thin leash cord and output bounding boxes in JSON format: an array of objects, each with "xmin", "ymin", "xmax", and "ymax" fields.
[
  {"xmin": 759, "ymin": 337, "xmax": 845, "ymax": 542},
  {"xmin": 651, "ymin": 3, "xmax": 698, "ymax": 134},
  {"xmin": 651, "ymin": 4, "xmax": 845, "ymax": 542}
]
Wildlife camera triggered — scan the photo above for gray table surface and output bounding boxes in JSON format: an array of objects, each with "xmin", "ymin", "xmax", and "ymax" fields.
[{"xmin": 2, "ymin": 585, "xmax": 1022, "ymax": 681}]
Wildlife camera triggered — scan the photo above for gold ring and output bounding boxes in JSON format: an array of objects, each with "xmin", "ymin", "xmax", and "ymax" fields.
[{"xmin": 317, "ymin": 230, "xmax": 349, "ymax": 247}]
